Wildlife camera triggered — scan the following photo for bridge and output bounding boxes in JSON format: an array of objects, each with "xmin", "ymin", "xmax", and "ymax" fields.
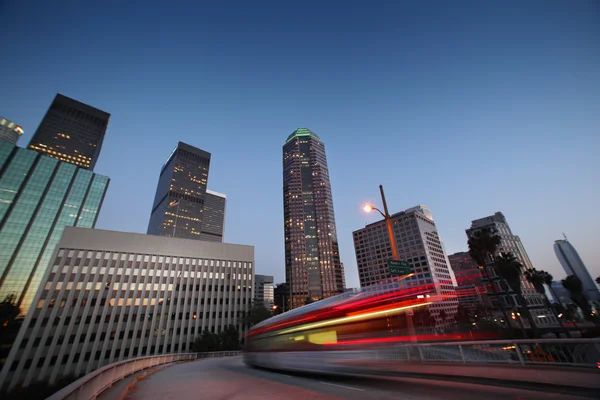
[{"xmin": 48, "ymin": 339, "xmax": 600, "ymax": 400}]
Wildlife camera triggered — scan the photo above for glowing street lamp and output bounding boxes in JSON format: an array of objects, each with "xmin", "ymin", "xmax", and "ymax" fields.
[{"xmin": 362, "ymin": 185, "xmax": 399, "ymax": 261}]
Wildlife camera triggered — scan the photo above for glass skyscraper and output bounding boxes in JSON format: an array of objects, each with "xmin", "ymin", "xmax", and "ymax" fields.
[
  {"xmin": 0, "ymin": 117, "xmax": 24, "ymax": 145},
  {"xmin": 0, "ymin": 143, "xmax": 109, "ymax": 314},
  {"xmin": 283, "ymin": 128, "xmax": 345, "ymax": 309},
  {"xmin": 27, "ymin": 94, "xmax": 110, "ymax": 171},
  {"xmin": 147, "ymin": 142, "xmax": 211, "ymax": 240},
  {"xmin": 200, "ymin": 190, "xmax": 226, "ymax": 242},
  {"xmin": 554, "ymin": 237, "xmax": 600, "ymax": 302}
]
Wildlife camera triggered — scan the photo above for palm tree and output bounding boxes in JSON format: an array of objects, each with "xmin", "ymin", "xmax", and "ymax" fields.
[
  {"xmin": 525, "ymin": 269, "xmax": 569, "ymax": 335},
  {"xmin": 561, "ymin": 275, "xmax": 597, "ymax": 325},
  {"xmin": 467, "ymin": 228, "xmax": 509, "ymax": 325},
  {"xmin": 596, "ymin": 276, "xmax": 600, "ymax": 285},
  {"xmin": 494, "ymin": 252, "xmax": 537, "ymax": 336}
]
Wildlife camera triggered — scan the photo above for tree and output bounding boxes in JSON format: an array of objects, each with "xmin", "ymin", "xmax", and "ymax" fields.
[
  {"xmin": 219, "ymin": 325, "xmax": 241, "ymax": 351},
  {"xmin": 494, "ymin": 252, "xmax": 537, "ymax": 336},
  {"xmin": 454, "ymin": 305, "xmax": 472, "ymax": 331},
  {"xmin": 239, "ymin": 301, "xmax": 273, "ymax": 329},
  {"xmin": 562, "ymin": 275, "xmax": 597, "ymax": 325},
  {"xmin": 596, "ymin": 276, "xmax": 600, "ymax": 285},
  {"xmin": 192, "ymin": 330, "xmax": 221, "ymax": 352}
]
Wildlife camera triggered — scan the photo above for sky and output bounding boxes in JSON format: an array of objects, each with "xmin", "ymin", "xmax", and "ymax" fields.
[{"xmin": 1, "ymin": 1, "xmax": 599, "ymax": 288}]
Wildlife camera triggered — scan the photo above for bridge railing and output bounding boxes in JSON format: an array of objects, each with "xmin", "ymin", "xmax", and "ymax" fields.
[
  {"xmin": 376, "ymin": 338, "xmax": 600, "ymax": 368},
  {"xmin": 47, "ymin": 351, "xmax": 241, "ymax": 400}
]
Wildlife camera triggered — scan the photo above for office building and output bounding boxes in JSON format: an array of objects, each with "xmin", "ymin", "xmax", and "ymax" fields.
[
  {"xmin": 466, "ymin": 212, "xmax": 558, "ymax": 327},
  {"xmin": 273, "ymin": 282, "xmax": 289, "ymax": 313},
  {"xmin": 0, "ymin": 117, "xmax": 24, "ymax": 145},
  {"xmin": 283, "ymin": 128, "xmax": 345, "ymax": 308},
  {"xmin": 27, "ymin": 94, "xmax": 110, "ymax": 170},
  {"xmin": 0, "ymin": 143, "xmax": 109, "ymax": 314},
  {"xmin": 554, "ymin": 236, "xmax": 600, "ymax": 302},
  {"xmin": 200, "ymin": 190, "xmax": 226, "ymax": 242},
  {"xmin": 254, "ymin": 274, "xmax": 274, "ymax": 309},
  {"xmin": 147, "ymin": 142, "xmax": 211, "ymax": 240},
  {"xmin": 353, "ymin": 205, "xmax": 458, "ymax": 327},
  {"xmin": 448, "ymin": 251, "xmax": 485, "ymax": 287},
  {"xmin": 0, "ymin": 227, "xmax": 254, "ymax": 390},
  {"xmin": 550, "ymin": 281, "xmax": 572, "ymax": 305},
  {"xmin": 455, "ymin": 284, "xmax": 486, "ymax": 312}
]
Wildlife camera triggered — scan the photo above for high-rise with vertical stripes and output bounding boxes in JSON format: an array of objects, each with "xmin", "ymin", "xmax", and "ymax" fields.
[{"xmin": 283, "ymin": 128, "xmax": 345, "ymax": 309}]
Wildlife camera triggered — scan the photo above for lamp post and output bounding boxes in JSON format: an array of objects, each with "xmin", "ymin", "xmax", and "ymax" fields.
[{"xmin": 363, "ymin": 185, "xmax": 399, "ymax": 261}]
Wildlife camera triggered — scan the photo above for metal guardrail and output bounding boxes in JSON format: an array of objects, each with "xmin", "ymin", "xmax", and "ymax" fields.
[
  {"xmin": 46, "ymin": 351, "xmax": 242, "ymax": 400},
  {"xmin": 376, "ymin": 339, "xmax": 600, "ymax": 368}
]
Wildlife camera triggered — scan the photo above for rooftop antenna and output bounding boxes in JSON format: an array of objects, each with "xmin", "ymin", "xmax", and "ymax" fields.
[{"xmin": 562, "ymin": 232, "xmax": 567, "ymax": 240}]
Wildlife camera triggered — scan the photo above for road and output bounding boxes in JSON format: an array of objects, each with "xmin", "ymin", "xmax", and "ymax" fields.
[{"xmin": 124, "ymin": 356, "xmax": 587, "ymax": 400}]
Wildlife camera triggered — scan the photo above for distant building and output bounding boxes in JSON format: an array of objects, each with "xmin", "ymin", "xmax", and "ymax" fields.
[
  {"xmin": 353, "ymin": 205, "xmax": 458, "ymax": 328},
  {"xmin": 455, "ymin": 284, "xmax": 486, "ymax": 312},
  {"xmin": 550, "ymin": 281, "xmax": 572, "ymax": 305},
  {"xmin": 0, "ymin": 227, "xmax": 254, "ymax": 390},
  {"xmin": 554, "ymin": 236, "xmax": 600, "ymax": 302},
  {"xmin": 448, "ymin": 252, "xmax": 485, "ymax": 287},
  {"xmin": 254, "ymin": 275, "xmax": 274, "ymax": 309},
  {"xmin": 283, "ymin": 128, "xmax": 345, "ymax": 308},
  {"xmin": 466, "ymin": 212, "xmax": 558, "ymax": 328},
  {"xmin": 0, "ymin": 143, "xmax": 109, "ymax": 314},
  {"xmin": 147, "ymin": 142, "xmax": 211, "ymax": 240},
  {"xmin": 0, "ymin": 117, "xmax": 24, "ymax": 145},
  {"xmin": 27, "ymin": 94, "xmax": 110, "ymax": 171},
  {"xmin": 200, "ymin": 190, "xmax": 226, "ymax": 242}
]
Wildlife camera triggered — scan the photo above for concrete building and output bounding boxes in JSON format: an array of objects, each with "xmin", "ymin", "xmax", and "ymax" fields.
[
  {"xmin": 0, "ymin": 227, "xmax": 254, "ymax": 390},
  {"xmin": 283, "ymin": 128, "xmax": 345, "ymax": 308},
  {"xmin": 147, "ymin": 142, "xmax": 211, "ymax": 240},
  {"xmin": 466, "ymin": 212, "xmax": 558, "ymax": 328},
  {"xmin": 0, "ymin": 117, "xmax": 24, "ymax": 145},
  {"xmin": 27, "ymin": 94, "xmax": 110, "ymax": 171},
  {"xmin": 254, "ymin": 274, "xmax": 274, "ymax": 309},
  {"xmin": 0, "ymin": 143, "xmax": 109, "ymax": 314},
  {"xmin": 455, "ymin": 284, "xmax": 486, "ymax": 312},
  {"xmin": 353, "ymin": 205, "xmax": 458, "ymax": 328},
  {"xmin": 200, "ymin": 190, "xmax": 226, "ymax": 242},
  {"xmin": 554, "ymin": 236, "xmax": 600, "ymax": 302}
]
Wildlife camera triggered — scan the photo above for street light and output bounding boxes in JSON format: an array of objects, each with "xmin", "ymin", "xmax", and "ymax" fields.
[{"xmin": 363, "ymin": 185, "xmax": 399, "ymax": 261}]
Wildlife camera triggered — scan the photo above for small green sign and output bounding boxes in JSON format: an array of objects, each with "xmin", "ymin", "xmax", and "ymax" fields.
[{"xmin": 388, "ymin": 260, "xmax": 411, "ymax": 276}]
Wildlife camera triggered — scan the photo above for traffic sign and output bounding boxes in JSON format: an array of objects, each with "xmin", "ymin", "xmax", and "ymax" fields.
[{"xmin": 387, "ymin": 260, "xmax": 411, "ymax": 276}]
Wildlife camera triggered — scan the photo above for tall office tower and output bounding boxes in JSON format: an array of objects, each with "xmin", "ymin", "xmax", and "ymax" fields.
[
  {"xmin": 448, "ymin": 251, "xmax": 485, "ymax": 287},
  {"xmin": 466, "ymin": 212, "xmax": 558, "ymax": 327},
  {"xmin": 554, "ymin": 236, "xmax": 600, "ymax": 301},
  {"xmin": 254, "ymin": 274, "xmax": 274, "ymax": 309},
  {"xmin": 283, "ymin": 128, "xmax": 345, "ymax": 308},
  {"xmin": 0, "ymin": 227, "xmax": 254, "ymax": 390},
  {"xmin": 0, "ymin": 117, "xmax": 24, "ymax": 145},
  {"xmin": 0, "ymin": 143, "xmax": 109, "ymax": 314},
  {"xmin": 147, "ymin": 142, "xmax": 211, "ymax": 240},
  {"xmin": 27, "ymin": 94, "xmax": 110, "ymax": 170},
  {"xmin": 353, "ymin": 205, "xmax": 458, "ymax": 327},
  {"xmin": 200, "ymin": 190, "xmax": 226, "ymax": 242}
]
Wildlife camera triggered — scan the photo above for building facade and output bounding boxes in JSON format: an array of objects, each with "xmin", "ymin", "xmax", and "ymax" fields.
[
  {"xmin": 254, "ymin": 274, "xmax": 274, "ymax": 309},
  {"xmin": 147, "ymin": 142, "xmax": 211, "ymax": 240},
  {"xmin": 283, "ymin": 128, "xmax": 345, "ymax": 308},
  {"xmin": 353, "ymin": 205, "xmax": 458, "ymax": 327},
  {"xmin": 455, "ymin": 284, "xmax": 486, "ymax": 313},
  {"xmin": 554, "ymin": 237, "xmax": 600, "ymax": 302},
  {"xmin": 0, "ymin": 143, "xmax": 109, "ymax": 314},
  {"xmin": 0, "ymin": 117, "xmax": 24, "ymax": 145},
  {"xmin": 27, "ymin": 94, "xmax": 110, "ymax": 171},
  {"xmin": 200, "ymin": 190, "xmax": 226, "ymax": 242},
  {"xmin": 466, "ymin": 212, "xmax": 558, "ymax": 328},
  {"xmin": 0, "ymin": 227, "xmax": 254, "ymax": 390},
  {"xmin": 448, "ymin": 251, "xmax": 485, "ymax": 287}
]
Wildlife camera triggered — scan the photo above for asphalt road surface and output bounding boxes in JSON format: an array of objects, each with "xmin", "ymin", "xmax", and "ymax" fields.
[{"xmin": 125, "ymin": 356, "xmax": 588, "ymax": 400}]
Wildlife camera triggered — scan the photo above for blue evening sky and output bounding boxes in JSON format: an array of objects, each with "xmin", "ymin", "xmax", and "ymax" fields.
[{"xmin": 1, "ymin": 1, "xmax": 599, "ymax": 288}]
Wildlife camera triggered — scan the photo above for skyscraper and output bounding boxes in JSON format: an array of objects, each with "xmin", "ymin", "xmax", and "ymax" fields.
[
  {"xmin": 466, "ymin": 212, "xmax": 558, "ymax": 328},
  {"xmin": 147, "ymin": 142, "xmax": 211, "ymax": 240},
  {"xmin": 554, "ymin": 236, "xmax": 600, "ymax": 301},
  {"xmin": 0, "ymin": 143, "xmax": 109, "ymax": 314},
  {"xmin": 353, "ymin": 205, "xmax": 458, "ymax": 327},
  {"xmin": 254, "ymin": 274, "xmax": 274, "ymax": 309},
  {"xmin": 283, "ymin": 128, "xmax": 345, "ymax": 308},
  {"xmin": 27, "ymin": 94, "xmax": 110, "ymax": 170},
  {"xmin": 0, "ymin": 117, "xmax": 24, "ymax": 145},
  {"xmin": 200, "ymin": 190, "xmax": 226, "ymax": 242}
]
